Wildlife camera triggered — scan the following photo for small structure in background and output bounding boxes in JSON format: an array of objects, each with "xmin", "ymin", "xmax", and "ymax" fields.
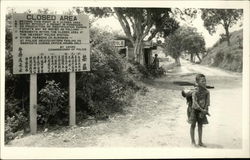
[
  {"xmin": 143, "ymin": 41, "xmax": 157, "ymax": 68},
  {"xmin": 114, "ymin": 39, "xmax": 128, "ymax": 59},
  {"xmin": 114, "ymin": 36, "xmax": 157, "ymax": 67}
]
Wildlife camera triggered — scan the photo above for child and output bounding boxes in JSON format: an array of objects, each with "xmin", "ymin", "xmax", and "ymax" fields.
[{"xmin": 188, "ymin": 74, "xmax": 210, "ymax": 147}]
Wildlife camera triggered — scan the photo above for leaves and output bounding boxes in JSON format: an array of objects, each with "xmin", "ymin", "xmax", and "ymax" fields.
[
  {"xmin": 165, "ymin": 26, "xmax": 206, "ymax": 60},
  {"xmin": 201, "ymin": 9, "xmax": 243, "ymax": 46},
  {"xmin": 78, "ymin": 7, "xmax": 179, "ymax": 61},
  {"xmin": 38, "ymin": 80, "xmax": 68, "ymax": 125},
  {"xmin": 76, "ymin": 27, "xmax": 140, "ymax": 119}
]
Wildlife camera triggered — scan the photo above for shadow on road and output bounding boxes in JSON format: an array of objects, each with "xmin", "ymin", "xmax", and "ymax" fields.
[
  {"xmin": 142, "ymin": 77, "xmax": 184, "ymax": 90},
  {"xmin": 204, "ymin": 143, "xmax": 224, "ymax": 149}
]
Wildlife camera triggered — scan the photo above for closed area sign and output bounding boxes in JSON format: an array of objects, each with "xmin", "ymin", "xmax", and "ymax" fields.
[{"xmin": 13, "ymin": 13, "xmax": 90, "ymax": 74}]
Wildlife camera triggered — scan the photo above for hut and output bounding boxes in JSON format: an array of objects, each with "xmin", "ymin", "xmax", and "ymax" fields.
[{"xmin": 114, "ymin": 36, "xmax": 157, "ymax": 67}]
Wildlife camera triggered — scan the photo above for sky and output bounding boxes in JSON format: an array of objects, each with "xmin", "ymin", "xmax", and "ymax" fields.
[{"xmin": 9, "ymin": 7, "xmax": 242, "ymax": 48}]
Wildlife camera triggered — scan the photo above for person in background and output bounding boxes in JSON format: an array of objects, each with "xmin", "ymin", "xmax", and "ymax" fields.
[{"xmin": 152, "ymin": 54, "xmax": 159, "ymax": 69}]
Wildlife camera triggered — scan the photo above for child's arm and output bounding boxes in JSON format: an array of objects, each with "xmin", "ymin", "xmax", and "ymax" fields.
[
  {"xmin": 192, "ymin": 91, "xmax": 210, "ymax": 116},
  {"xmin": 192, "ymin": 92, "xmax": 202, "ymax": 110},
  {"xmin": 205, "ymin": 91, "xmax": 210, "ymax": 112}
]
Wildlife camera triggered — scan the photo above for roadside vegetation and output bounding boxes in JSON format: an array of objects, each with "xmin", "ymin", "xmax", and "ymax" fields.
[{"xmin": 202, "ymin": 29, "xmax": 243, "ymax": 72}]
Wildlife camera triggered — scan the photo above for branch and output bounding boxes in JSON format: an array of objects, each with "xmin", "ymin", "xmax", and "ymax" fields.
[
  {"xmin": 147, "ymin": 29, "xmax": 158, "ymax": 41},
  {"xmin": 134, "ymin": 16, "xmax": 143, "ymax": 40},
  {"xmin": 114, "ymin": 8, "xmax": 134, "ymax": 44},
  {"xmin": 146, "ymin": 13, "xmax": 169, "ymax": 41},
  {"xmin": 141, "ymin": 12, "xmax": 153, "ymax": 40},
  {"xmin": 142, "ymin": 23, "xmax": 154, "ymax": 40},
  {"xmin": 128, "ymin": 16, "xmax": 137, "ymax": 38}
]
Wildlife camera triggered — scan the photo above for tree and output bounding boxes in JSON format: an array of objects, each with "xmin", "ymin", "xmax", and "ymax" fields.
[
  {"xmin": 181, "ymin": 27, "xmax": 206, "ymax": 62},
  {"xmin": 165, "ymin": 29, "xmax": 183, "ymax": 66},
  {"xmin": 165, "ymin": 26, "xmax": 206, "ymax": 65},
  {"xmin": 201, "ymin": 9, "xmax": 243, "ymax": 46},
  {"xmin": 75, "ymin": 7, "xmax": 179, "ymax": 64}
]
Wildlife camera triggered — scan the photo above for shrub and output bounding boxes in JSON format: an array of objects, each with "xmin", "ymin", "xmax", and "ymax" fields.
[
  {"xmin": 37, "ymin": 80, "xmax": 69, "ymax": 126},
  {"xmin": 212, "ymin": 51, "xmax": 224, "ymax": 66},
  {"xmin": 128, "ymin": 62, "xmax": 150, "ymax": 79},
  {"xmin": 74, "ymin": 27, "xmax": 141, "ymax": 121},
  {"xmin": 147, "ymin": 65, "xmax": 166, "ymax": 78},
  {"xmin": 76, "ymin": 49, "xmax": 140, "ymax": 120},
  {"xmin": 219, "ymin": 33, "xmax": 228, "ymax": 44},
  {"xmin": 5, "ymin": 112, "xmax": 28, "ymax": 144},
  {"xmin": 127, "ymin": 61, "xmax": 166, "ymax": 80}
]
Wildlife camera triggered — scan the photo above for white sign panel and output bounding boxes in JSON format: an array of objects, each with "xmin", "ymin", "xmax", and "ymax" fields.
[
  {"xmin": 13, "ymin": 13, "xmax": 90, "ymax": 74},
  {"xmin": 114, "ymin": 40, "xmax": 125, "ymax": 47}
]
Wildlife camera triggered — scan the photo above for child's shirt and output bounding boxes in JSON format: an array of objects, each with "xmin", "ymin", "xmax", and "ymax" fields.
[{"xmin": 192, "ymin": 87, "xmax": 210, "ymax": 110}]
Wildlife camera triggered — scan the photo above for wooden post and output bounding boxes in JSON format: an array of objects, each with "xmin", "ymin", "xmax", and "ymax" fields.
[
  {"xmin": 30, "ymin": 74, "xmax": 37, "ymax": 134},
  {"xmin": 69, "ymin": 72, "xmax": 76, "ymax": 126}
]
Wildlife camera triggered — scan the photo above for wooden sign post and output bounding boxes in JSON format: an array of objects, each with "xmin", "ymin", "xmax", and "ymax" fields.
[
  {"xmin": 30, "ymin": 74, "xmax": 37, "ymax": 134},
  {"xmin": 69, "ymin": 72, "xmax": 76, "ymax": 126},
  {"xmin": 13, "ymin": 13, "xmax": 90, "ymax": 133}
]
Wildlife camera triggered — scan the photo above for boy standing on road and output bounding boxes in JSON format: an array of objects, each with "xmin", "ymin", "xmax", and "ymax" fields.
[{"xmin": 188, "ymin": 74, "xmax": 210, "ymax": 147}]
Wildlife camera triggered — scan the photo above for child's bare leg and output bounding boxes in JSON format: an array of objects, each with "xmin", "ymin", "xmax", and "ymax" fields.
[
  {"xmin": 190, "ymin": 123, "xmax": 196, "ymax": 145},
  {"xmin": 198, "ymin": 122, "xmax": 206, "ymax": 147}
]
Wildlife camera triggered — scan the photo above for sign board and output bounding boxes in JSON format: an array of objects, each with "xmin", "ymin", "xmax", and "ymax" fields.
[
  {"xmin": 13, "ymin": 13, "xmax": 90, "ymax": 74},
  {"xmin": 143, "ymin": 41, "xmax": 153, "ymax": 48},
  {"xmin": 114, "ymin": 40, "xmax": 125, "ymax": 47}
]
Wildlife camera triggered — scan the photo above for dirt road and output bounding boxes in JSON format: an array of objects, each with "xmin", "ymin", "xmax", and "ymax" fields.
[{"xmin": 8, "ymin": 59, "xmax": 242, "ymax": 148}]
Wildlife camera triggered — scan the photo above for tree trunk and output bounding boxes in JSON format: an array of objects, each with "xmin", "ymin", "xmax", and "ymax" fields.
[
  {"xmin": 225, "ymin": 26, "xmax": 231, "ymax": 46},
  {"xmin": 196, "ymin": 52, "xmax": 202, "ymax": 62},
  {"xmin": 190, "ymin": 53, "xmax": 194, "ymax": 63},
  {"xmin": 133, "ymin": 39, "xmax": 143, "ymax": 64},
  {"xmin": 175, "ymin": 57, "xmax": 181, "ymax": 66}
]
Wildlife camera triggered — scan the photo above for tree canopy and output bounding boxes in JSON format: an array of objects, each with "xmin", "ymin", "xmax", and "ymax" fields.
[
  {"xmin": 201, "ymin": 9, "xmax": 243, "ymax": 46},
  {"xmin": 75, "ymin": 7, "xmax": 179, "ymax": 63},
  {"xmin": 165, "ymin": 26, "xmax": 206, "ymax": 65}
]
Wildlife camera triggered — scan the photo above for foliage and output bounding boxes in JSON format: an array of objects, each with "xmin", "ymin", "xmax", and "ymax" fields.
[
  {"xmin": 172, "ymin": 8, "xmax": 198, "ymax": 23},
  {"xmin": 5, "ymin": 112, "xmax": 28, "ymax": 144},
  {"xmin": 181, "ymin": 27, "xmax": 206, "ymax": 53},
  {"xmin": 76, "ymin": 51, "xmax": 139, "ymax": 120},
  {"xmin": 148, "ymin": 66, "xmax": 166, "ymax": 78},
  {"xmin": 127, "ymin": 61, "xmax": 166, "ymax": 80},
  {"xmin": 37, "ymin": 80, "xmax": 69, "ymax": 126},
  {"xmin": 75, "ymin": 7, "xmax": 179, "ymax": 62},
  {"xmin": 201, "ymin": 29, "xmax": 243, "ymax": 72},
  {"xmin": 165, "ymin": 30, "xmax": 183, "ymax": 59},
  {"xmin": 4, "ymin": 9, "xmax": 30, "ymax": 144},
  {"xmin": 165, "ymin": 26, "xmax": 206, "ymax": 64},
  {"xmin": 201, "ymin": 9, "xmax": 243, "ymax": 46},
  {"xmin": 75, "ymin": 27, "xmax": 141, "ymax": 120}
]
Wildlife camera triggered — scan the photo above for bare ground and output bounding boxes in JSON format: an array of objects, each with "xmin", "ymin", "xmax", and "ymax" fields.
[{"xmin": 7, "ymin": 59, "xmax": 242, "ymax": 149}]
